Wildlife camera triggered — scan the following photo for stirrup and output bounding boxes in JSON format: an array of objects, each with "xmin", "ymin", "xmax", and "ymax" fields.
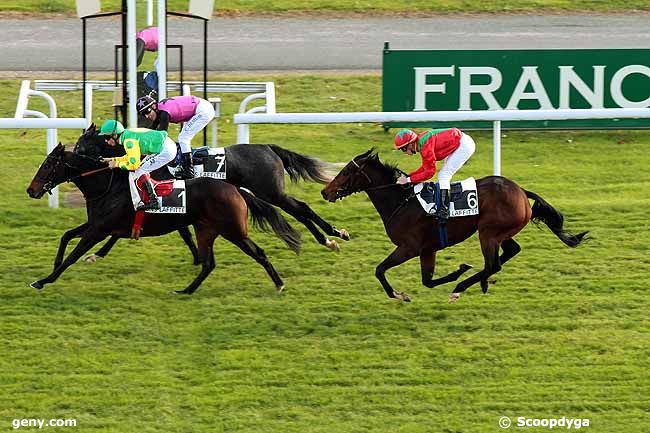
[
  {"xmin": 174, "ymin": 166, "xmax": 194, "ymax": 180},
  {"xmin": 136, "ymin": 199, "xmax": 160, "ymax": 211}
]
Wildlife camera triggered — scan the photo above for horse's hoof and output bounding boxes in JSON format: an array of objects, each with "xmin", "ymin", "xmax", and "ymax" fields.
[
  {"xmin": 325, "ymin": 239, "xmax": 340, "ymax": 253},
  {"xmin": 480, "ymin": 279, "xmax": 489, "ymax": 294},
  {"xmin": 448, "ymin": 293, "xmax": 460, "ymax": 304},
  {"xmin": 173, "ymin": 289, "xmax": 190, "ymax": 295},
  {"xmin": 394, "ymin": 291, "xmax": 411, "ymax": 302},
  {"xmin": 30, "ymin": 281, "xmax": 43, "ymax": 290},
  {"xmin": 84, "ymin": 254, "xmax": 98, "ymax": 263},
  {"xmin": 277, "ymin": 285, "xmax": 285, "ymax": 293},
  {"xmin": 459, "ymin": 263, "xmax": 472, "ymax": 272},
  {"xmin": 339, "ymin": 229, "xmax": 350, "ymax": 241}
]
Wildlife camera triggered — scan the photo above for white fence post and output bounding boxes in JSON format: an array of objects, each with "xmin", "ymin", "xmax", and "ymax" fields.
[
  {"xmin": 7, "ymin": 81, "xmax": 89, "ymax": 208},
  {"xmin": 493, "ymin": 120, "xmax": 501, "ymax": 176}
]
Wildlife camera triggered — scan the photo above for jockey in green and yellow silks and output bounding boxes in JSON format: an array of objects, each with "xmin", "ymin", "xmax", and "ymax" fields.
[{"xmin": 98, "ymin": 119, "xmax": 176, "ymax": 211}]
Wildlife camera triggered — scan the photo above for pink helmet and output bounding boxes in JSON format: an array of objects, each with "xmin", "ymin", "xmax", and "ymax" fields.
[{"xmin": 394, "ymin": 129, "xmax": 417, "ymax": 150}]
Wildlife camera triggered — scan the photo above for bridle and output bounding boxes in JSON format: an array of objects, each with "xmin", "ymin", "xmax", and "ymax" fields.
[
  {"xmin": 338, "ymin": 157, "xmax": 414, "ymax": 225},
  {"xmin": 38, "ymin": 151, "xmax": 113, "ymax": 201}
]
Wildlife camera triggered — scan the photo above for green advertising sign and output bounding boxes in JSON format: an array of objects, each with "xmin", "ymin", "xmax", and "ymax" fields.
[{"xmin": 382, "ymin": 45, "xmax": 650, "ymax": 129}]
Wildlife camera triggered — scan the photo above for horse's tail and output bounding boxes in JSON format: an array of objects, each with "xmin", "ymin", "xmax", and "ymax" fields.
[
  {"xmin": 267, "ymin": 144, "xmax": 332, "ymax": 183},
  {"xmin": 525, "ymin": 190, "xmax": 588, "ymax": 248},
  {"xmin": 239, "ymin": 188, "xmax": 301, "ymax": 254}
]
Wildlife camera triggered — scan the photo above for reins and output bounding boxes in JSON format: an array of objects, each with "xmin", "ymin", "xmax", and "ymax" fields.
[{"xmin": 349, "ymin": 159, "xmax": 415, "ymax": 225}]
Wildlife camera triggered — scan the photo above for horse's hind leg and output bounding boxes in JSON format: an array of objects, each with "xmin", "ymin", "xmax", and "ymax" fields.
[
  {"xmin": 54, "ymin": 223, "xmax": 89, "ymax": 269},
  {"xmin": 176, "ymin": 227, "xmax": 216, "ymax": 295},
  {"xmin": 275, "ymin": 194, "xmax": 349, "ymax": 251},
  {"xmin": 232, "ymin": 237, "xmax": 284, "ymax": 292},
  {"xmin": 85, "ymin": 235, "xmax": 120, "ymax": 263},
  {"xmin": 480, "ymin": 238, "xmax": 521, "ymax": 293},
  {"xmin": 450, "ymin": 234, "xmax": 502, "ymax": 303},
  {"xmin": 420, "ymin": 250, "xmax": 472, "ymax": 288}
]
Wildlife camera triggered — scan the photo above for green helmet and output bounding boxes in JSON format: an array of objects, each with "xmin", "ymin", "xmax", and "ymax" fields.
[{"xmin": 98, "ymin": 119, "xmax": 125, "ymax": 136}]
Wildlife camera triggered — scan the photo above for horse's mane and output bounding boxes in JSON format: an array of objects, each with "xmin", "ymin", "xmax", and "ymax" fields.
[
  {"xmin": 74, "ymin": 123, "xmax": 125, "ymax": 158},
  {"xmin": 361, "ymin": 149, "xmax": 404, "ymax": 182}
]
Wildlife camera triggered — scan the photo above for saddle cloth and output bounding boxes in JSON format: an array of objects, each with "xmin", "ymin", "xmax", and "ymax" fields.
[
  {"xmin": 192, "ymin": 146, "xmax": 226, "ymax": 179},
  {"xmin": 128, "ymin": 172, "xmax": 187, "ymax": 214},
  {"xmin": 414, "ymin": 177, "xmax": 479, "ymax": 218}
]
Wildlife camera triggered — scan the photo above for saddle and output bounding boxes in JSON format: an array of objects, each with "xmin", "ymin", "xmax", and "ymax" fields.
[
  {"xmin": 414, "ymin": 178, "xmax": 479, "ymax": 218},
  {"xmin": 135, "ymin": 176, "xmax": 176, "ymax": 202}
]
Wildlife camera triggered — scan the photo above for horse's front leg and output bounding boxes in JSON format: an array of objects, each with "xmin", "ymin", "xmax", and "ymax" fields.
[
  {"xmin": 375, "ymin": 246, "xmax": 418, "ymax": 301},
  {"xmin": 84, "ymin": 235, "xmax": 120, "ymax": 263},
  {"xmin": 32, "ymin": 230, "xmax": 108, "ymax": 290},
  {"xmin": 53, "ymin": 223, "xmax": 89, "ymax": 270},
  {"xmin": 420, "ymin": 251, "xmax": 472, "ymax": 288},
  {"xmin": 177, "ymin": 226, "xmax": 199, "ymax": 265}
]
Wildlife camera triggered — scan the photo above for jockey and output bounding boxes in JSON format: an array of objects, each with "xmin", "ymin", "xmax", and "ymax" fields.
[
  {"xmin": 136, "ymin": 26, "xmax": 158, "ymax": 67},
  {"xmin": 393, "ymin": 127, "xmax": 476, "ymax": 223},
  {"xmin": 136, "ymin": 94, "xmax": 215, "ymax": 180},
  {"xmin": 98, "ymin": 119, "xmax": 176, "ymax": 211}
]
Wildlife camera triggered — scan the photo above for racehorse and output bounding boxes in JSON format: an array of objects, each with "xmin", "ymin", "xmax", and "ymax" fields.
[
  {"xmin": 321, "ymin": 149, "xmax": 588, "ymax": 303},
  {"xmin": 71, "ymin": 124, "xmax": 348, "ymax": 265},
  {"xmin": 26, "ymin": 143, "xmax": 302, "ymax": 294}
]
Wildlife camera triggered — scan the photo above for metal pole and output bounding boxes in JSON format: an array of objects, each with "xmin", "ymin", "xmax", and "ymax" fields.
[
  {"xmin": 203, "ymin": 18, "xmax": 208, "ymax": 146},
  {"xmin": 493, "ymin": 120, "xmax": 501, "ymax": 176},
  {"xmin": 179, "ymin": 45, "xmax": 184, "ymax": 96},
  {"xmin": 82, "ymin": 17, "xmax": 87, "ymax": 119},
  {"xmin": 157, "ymin": 0, "xmax": 167, "ymax": 99},
  {"xmin": 121, "ymin": 0, "xmax": 128, "ymax": 125},
  {"xmin": 127, "ymin": 0, "xmax": 138, "ymax": 127},
  {"xmin": 146, "ymin": 0, "xmax": 153, "ymax": 26}
]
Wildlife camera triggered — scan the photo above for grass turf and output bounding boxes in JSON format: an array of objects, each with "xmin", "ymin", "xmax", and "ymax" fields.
[
  {"xmin": 0, "ymin": 74, "xmax": 649, "ymax": 432},
  {"xmin": 1, "ymin": 0, "xmax": 649, "ymax": 15}
]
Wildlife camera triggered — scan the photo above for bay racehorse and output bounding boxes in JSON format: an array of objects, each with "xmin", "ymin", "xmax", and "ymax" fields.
[
  {"xmin": 26, "ymin": 143, "xmax": 301, "ymax": 294},
  {"xmin": 321, "ymin": 149, "xmax": 588, "ymax": 303},
  {"xmin": 71, "ymin": 124, "xmax": 348, "ymax": 265}
]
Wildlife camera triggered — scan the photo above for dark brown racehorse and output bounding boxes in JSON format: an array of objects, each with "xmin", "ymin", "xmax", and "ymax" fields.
[
  {"xmin": 26, "ymin": 143, "xmax": 301, "ymax": 294},
  {"xmin": 321, "ymin": 149, "xmax": 588, "ymax": 303}
]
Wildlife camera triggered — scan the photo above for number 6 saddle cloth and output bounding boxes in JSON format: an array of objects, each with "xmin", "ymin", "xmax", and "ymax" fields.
[
  {"xmin": 128, "ymin": 172, "xmax": 187, "ymax": 214},
  {"xmin": 414, "ymin": 177, "xmax": 479, "ymax": 218}
]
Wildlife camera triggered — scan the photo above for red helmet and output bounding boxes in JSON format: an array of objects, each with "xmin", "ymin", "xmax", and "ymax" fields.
[{"xmin": 394, "ymin": 129, "xmax": 417, "ymax": 150}]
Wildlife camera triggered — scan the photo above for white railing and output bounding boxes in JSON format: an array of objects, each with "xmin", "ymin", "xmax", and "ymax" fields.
[
  {"xmin": 3, "ymin": 80, "xmax": 92, "ymax": 208},
  {"xmin": 234, "ymin": 108, "xmax": 650, "ymax": 175}
]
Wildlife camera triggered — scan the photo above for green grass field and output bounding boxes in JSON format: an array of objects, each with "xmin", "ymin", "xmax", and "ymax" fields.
[
  {"xmin": 0, "ymin": 74, "xmax": 649, "ymax": 432},
  {"xmin": 1, "ymin": 0, "xmax": 649, "ymax": 15}
]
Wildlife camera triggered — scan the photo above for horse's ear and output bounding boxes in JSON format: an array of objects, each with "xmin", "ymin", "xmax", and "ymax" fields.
[{"xmin": 357, "ymin": 148, "xmax": 375, "ymax": 161}]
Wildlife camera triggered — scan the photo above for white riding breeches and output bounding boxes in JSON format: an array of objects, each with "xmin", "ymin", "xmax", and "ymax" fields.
[
  {"xmin": 134, "ymin": 137, "xmax": 177, "ymax": 178},
  {"xmin": 438, "ymin": 133, "xmax": 476, "ymax": 190},
  {"xmin": 177, "ymin": 98, "xmax": 215, "ymax": 153}
]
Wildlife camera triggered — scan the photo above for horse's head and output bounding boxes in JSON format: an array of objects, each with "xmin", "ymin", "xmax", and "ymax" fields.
[
  {"xmin": 321, "ymin": 149, "xmax": 399, "ymax": 202},
  {"xmin": 27, "ymin": 143, "xmax": 106, "ymax": 199},
  {"xmin": 27, "ymin": 143, "xmax": 69, "ymax": 199},
  {"xmin": 74, "ymin": 123, "xmax": 125, "ymax": 159}
]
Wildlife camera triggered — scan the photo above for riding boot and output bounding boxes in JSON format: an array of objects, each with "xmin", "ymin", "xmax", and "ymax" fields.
[
  {"xmin": 137, "ymin": 177, "xmax": 160, "ymax": 211},
  {"xmin": 436, "ymin": 189, "xmax": 450, "ymax": 224},
  {"xmin": 175, "ymin": 152, "xmax": 195, "ymax": 180}
]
